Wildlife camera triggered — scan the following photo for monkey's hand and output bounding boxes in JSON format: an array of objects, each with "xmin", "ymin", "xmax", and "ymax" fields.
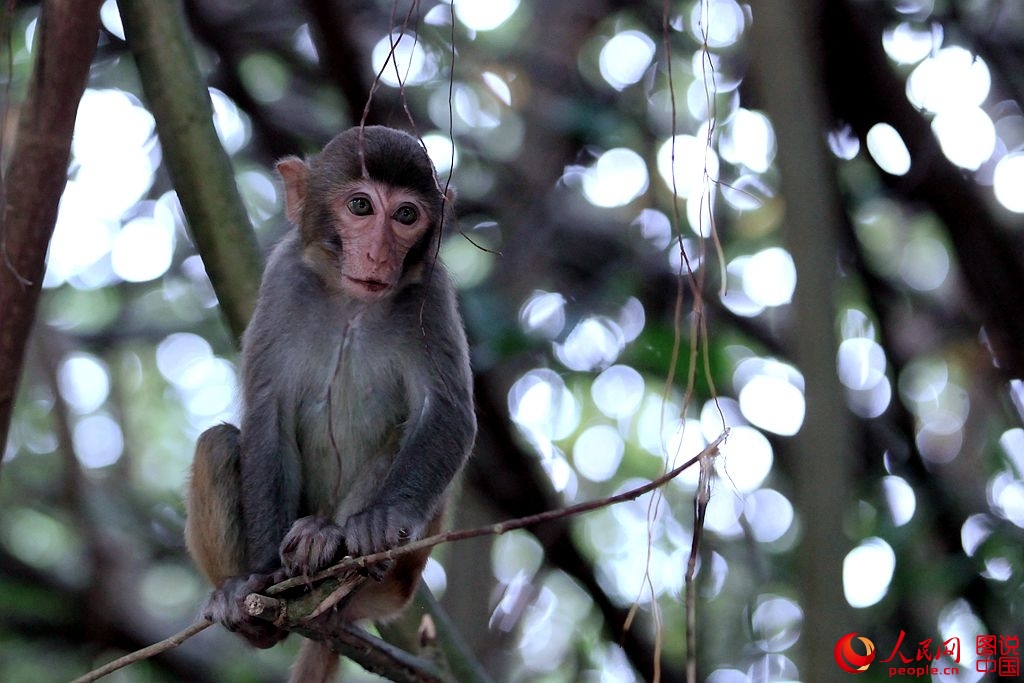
[
  {"xmin": 203, "ymin": 572, "xmax": 287, "ymax": 649},
  {"xmin": 342, "ymin": 502, "xmax": 423, "ymax": 557},
  {"xmin": 280, "ymin": 515, "xmax": 346, "ymax": 577}
]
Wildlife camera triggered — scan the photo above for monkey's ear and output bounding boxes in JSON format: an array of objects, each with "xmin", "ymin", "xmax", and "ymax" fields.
[{"xmin": 276, "ymin": 157, "xmax": 309, "ymax": 226}]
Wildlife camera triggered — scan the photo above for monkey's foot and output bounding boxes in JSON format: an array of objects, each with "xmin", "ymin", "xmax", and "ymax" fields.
[{"xmin": 205, "ymin": 573, "xmax": 288, "ymax": 649}]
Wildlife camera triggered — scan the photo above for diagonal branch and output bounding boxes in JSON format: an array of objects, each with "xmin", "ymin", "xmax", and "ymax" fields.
[
  {"xmin": 0, "ymin": 0, "xmax": 105, "ymax": 465},
  {"xmin": 266, "ymin": 430, "xmax": 729, "ymax": 596},
  {"xmin": 69, "ymin": 620, "xmax": 214, "ymax": 683},
  {"xmin": 116, "ymin": 0, "xmax": 264, "ymax": 343},
  {"xmin": 70, "ymin": 430, "xmax": 727, "ymax": 683}
]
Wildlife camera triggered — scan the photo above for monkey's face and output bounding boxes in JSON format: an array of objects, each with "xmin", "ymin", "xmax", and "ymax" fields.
[
  {"xmin": 278, "ymin": 127, "xmax": 446, "ymax": 301},
  {"xmin": 326, "ymin": 179, "xmax": 433, "ymax": 301}
]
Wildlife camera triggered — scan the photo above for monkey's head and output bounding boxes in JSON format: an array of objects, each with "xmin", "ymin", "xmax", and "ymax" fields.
[{"xmin": 277, "ymin": 126, "xmax": 447, "ymax": 301}]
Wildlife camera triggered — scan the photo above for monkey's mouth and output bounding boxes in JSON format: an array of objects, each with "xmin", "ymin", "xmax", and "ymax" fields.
[{"xmin": 347, "ymin": 277, "xmax": 390, "ymax": 294}]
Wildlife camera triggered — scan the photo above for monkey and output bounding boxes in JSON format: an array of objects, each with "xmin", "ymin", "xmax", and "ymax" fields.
[{"xmin": 184, "ymin": 126, "xmax": 476, "ymax": 683}]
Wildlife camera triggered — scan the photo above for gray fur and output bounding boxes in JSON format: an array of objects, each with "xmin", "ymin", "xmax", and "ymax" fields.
[{"xmin": 185, "ymin": 127, "xmax": 475, "ymax": 680}]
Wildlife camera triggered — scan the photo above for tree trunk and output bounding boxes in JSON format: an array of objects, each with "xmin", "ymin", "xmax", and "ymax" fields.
[{"xmin": 0, "ymin": 0, "xmax": 105, "ymax": 463}]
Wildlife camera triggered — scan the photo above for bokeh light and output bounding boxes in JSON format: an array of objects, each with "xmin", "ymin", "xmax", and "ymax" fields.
[
  {"xmin": 519, "ymin": 291, "xmax": 567, "ymax": 339},
  {"xmin": 719, "ymin": 425, "xmax": 774, "ymax": 491},
  {"xmin": 719, "ymin": 108, "xmax": 776, "ymax": 173},
  {"xmin": 111, "ymin": 215, "xmax": 176, "ymax": 283},
  {"xmin": 210, "ymin": 88, "xmax": 250, "ymax": 154},
  {"xmin": 690, "ymin": 0, "xmax": 747, "ymax": 49},
  {"xmin": 73, "ymin": 414, "xmax": 123, "ymax": 468},
  {"xmin": 599, "ymin": 30, "xmax": 656, "ymax": 90},
  {"xmin": 57, "ymin": 353, "xmax": 110, "ymax": 414},
  {"xmin": 837, "ymin": 336, "xmax": 892, "ymax": 418},
  {"xmin": 882, "ymin": 476, "xmax": 917, "ymax": 526},
  {"xmin": 508, "ymin": 369, "xmax": 580, "ymax": 444},
  {"xmin": 453, "ymin": 0, "xmax": 520, "ymax": 32},
  {"xmin": 582, "ymin": 148, "xmax": 649, "ymax": 208},
  {"xmin": 898, "ymin": 229, "xmax": 950, "ymax": 291},
  {"xmin": 482, "ymin": 72, "xmax": 512, "ymax": 106},
  {"xmin": 993, "ymin": 152, "xmax": 1024, "ymax": 213},
  {"xmin": 906, "ymin": 47, "xmax": 990, "ymax": 114},
  {"xmin": 883, "ymin": 21, "xmax": 942, "ymax": 65},
  {"xmin": 157, "ymin": 333, "xmax": 237, "ymax": 425},
  {"xmin": 931, "ymin": 106, "xmax": 996, "ymax": 170},
  {"xmin": 744, "ymin": 489, "xmax": 794, "ymax": 544},
  {"xmin": 844, "ymin": 537, "xmax": 896, "ymax": 608},
  {"xmin": 751, "ymin": 595, "xmax": 803, "ymax": 653},
  {"xmin": 866, "ymin": 123, "xmax": 912, "ymax": 176},
  {"xmin": 372, "ymin": 32, "xmax": 437, "ymax": 87},
  {"xmin": 554, "ymin": 316, "xmax": 626, "ymax": 371},
  {"xmin": 591, "ymin": 365, "xmax": 645, "ymax": 419},
  {"xmin": 734, "ymin": 359, "xmax": 805, "ymax": 436},
  {"xmin": 742, "ymin": 247, "xmax": 796, "ymax": 307},
  {"xmin": 46, "ymin": 88, "xmax": 159, "ymax": 288},
  {"xmin": 656, "ymin": 134, "xmax": 720, "ymax": 200},
  {"xmin": 573, "ymin": 425, "xmax": 625, "ymax": 482}
]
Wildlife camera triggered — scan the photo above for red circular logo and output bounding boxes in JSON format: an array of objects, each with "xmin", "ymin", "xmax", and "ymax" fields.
[{"xmin": 834, "ymin": 632, "xmax": 876, "ymax": 673}]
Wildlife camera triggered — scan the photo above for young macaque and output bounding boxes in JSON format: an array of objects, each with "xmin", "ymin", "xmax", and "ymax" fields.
[{"xmin": 185, "ymin": 126, "xmax": 475, "ymax": 682}]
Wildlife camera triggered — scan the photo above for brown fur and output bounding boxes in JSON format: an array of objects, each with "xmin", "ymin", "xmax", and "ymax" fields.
[{"xmin": 185, "ymin": 425, "xmax": 244, "ymax": 586}]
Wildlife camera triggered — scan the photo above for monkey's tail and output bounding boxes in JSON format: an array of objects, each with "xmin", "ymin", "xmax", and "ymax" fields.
[{"xmin": 289, "ymin": 639, "xmax": 340, "ymax": 683}]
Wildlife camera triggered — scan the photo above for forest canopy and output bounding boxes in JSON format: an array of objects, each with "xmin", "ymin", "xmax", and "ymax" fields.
[{"xmin": 1, "ymin": 1, "xmax": 1023, "ymax": 682}]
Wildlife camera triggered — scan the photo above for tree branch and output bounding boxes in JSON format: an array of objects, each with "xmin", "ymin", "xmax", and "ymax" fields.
[
  {"xmin": 0, "ymin": 0, "xmax": 104, "ymax": 464},
  {"xmin": 748, "ymin": 2, "xmax": 856, "ymax": 679},
  {"xmin": 267, "ymin": 430, "xmax": 727, "ymax": 597},
  {"xmin": 68, "ymin": 619, "xmax": 213, "ymax": 683},
  {"xmin": 116, "ymin": 0, "xmax": 264, "ymax": 343},
  {"xmin": 70, "ymin": 430, "xmax": 727, "ymax": 682},
  {"xmin": 292, "ymin": 621, "xmax": 449, "ymax": 683}
]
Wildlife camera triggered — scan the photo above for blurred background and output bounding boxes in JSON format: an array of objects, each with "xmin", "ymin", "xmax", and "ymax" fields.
[{"xmin": 2, "ymin": 0, "xmax": 1024, "ymax": 681}]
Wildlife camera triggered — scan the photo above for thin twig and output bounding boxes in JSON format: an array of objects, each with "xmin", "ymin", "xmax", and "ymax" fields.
[
  {"xmin": 685, "ymin": 446, "xmax": 716, "ymax": 683},
  {"xmin": 70, "ymin": 430, "xmax": 727, "ymax": 682},
  {"xmin": 69, "ymin": 619, "xmax": 213, "ymax": 683},
  {"xmin": 268, "ymin": 430, "xmax": 729, "ymax": 595}
]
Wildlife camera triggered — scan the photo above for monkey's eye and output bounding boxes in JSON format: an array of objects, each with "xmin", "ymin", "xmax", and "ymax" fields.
[
  {"xmin": 393, "ymin": 204, "xmax": 419, "ymax": 226},
  {"xmin": 347, "ymin": 196, "xmax": 373, "ymax": 216}
]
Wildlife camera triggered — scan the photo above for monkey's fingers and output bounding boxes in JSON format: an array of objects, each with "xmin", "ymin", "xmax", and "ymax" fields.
[
  {"xmin": 342, "ymin": 504, "xmax": 423, "ymax": 557},
  {"xmin": 280, "ymin": 515, "xmax": 346, "ymax": 576}
]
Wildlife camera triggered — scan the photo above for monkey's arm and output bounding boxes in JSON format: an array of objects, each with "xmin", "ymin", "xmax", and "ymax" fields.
[
  {"xmin": 236, "ymin": 243, "xmax": 310, "ymax": 574},
  {"xmin": 188, "ymin": 369, "xmax": 295, "ymax": 647},
  {"xmin": 342, "ymin": 291, "xmax": 476, "ymax": 556},
  {"xmin": 238, "ymin": 373, "xmax": 303, "ymax": 573}
]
